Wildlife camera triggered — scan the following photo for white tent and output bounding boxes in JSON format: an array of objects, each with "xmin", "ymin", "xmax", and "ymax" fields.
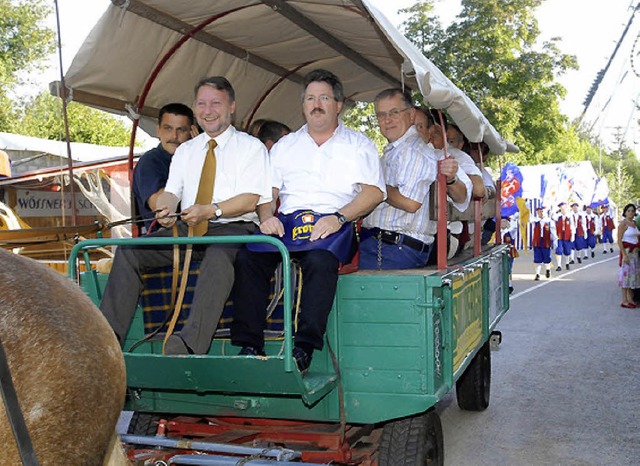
[
  {"xmin": 0, "ymin": 132, "xmax": 146, "ymax": 164},
  {"xmin": 50, "ymin": 0, "xmax": 517, "ymax": 155}
]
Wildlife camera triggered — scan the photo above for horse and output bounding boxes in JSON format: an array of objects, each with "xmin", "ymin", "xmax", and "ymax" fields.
[{"xmin": 0, "ymin": 249, "xmax": 128, "ymax": 465}]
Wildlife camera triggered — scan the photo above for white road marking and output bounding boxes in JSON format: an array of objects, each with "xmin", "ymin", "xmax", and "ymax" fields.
[{"xmin": 510, "ymin": 256, "xmax": 617, "ymax": 300}]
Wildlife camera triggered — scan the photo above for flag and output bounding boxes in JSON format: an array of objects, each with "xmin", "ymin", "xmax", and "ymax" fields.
[
  {"xmin": 500, "ymin": 162, "xmax": 523, "ymax": 217},
  {"xmin": 590, "ymin": 177, "xmax": 609, "ymax": 207}
]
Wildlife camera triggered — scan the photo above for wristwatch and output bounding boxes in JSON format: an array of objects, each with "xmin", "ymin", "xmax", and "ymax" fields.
[
  {"xmin": 213, "ymin": 203, "xmax": 223, "ymax": 219},
  {"xmin": 332, "ymin": 212, "xmax": 347, "ymax": 225},
  {"xmin": 446, "ymin": 176, "xmax": 458, "ymax": 186}
]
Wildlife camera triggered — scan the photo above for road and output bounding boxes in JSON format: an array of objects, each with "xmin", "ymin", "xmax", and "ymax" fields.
[{"xmin": 441, "ymin": 249, "xmax": 640, "ymax": 465}]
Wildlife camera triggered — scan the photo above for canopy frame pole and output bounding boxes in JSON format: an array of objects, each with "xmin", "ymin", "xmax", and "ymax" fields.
[
  {"xmin": 54, "ymin": 0, "xmax": 78, "ymax": 226},
  {"xmin": 245, "ymin": 62, "xmax": 314, "ymax": 130},
  {"xmin": 436, "ymin": 110, "xmax": 449, "ymax": 270},
  {"xmin": 260, "ymin": 0, "xmax": 403, "ymax": 89}
]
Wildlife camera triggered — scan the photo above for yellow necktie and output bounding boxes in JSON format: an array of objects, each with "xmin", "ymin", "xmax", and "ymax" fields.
[{"xmin": 193, "ymin": 139, "xmax": 217, "ymax": 236}]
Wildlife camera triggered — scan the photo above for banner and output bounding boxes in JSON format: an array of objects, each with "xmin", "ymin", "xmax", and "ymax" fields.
[
  {"xmin": 14, "ymin": 189, "xmax": 99, "ymax": 217},
  {"xmin": 590, "ymin": 177, "xmax": 610, "ymax": 207},
  {"xmin": 500, "ymin": 162, "xmax": 523, "ymax": 217}
]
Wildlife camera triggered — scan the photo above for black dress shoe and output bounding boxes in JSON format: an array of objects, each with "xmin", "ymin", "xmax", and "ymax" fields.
[
  {"xmin": 603, "ymin": 250, "xmax": 607, "ymax": 254},
  {"xmin": 556, "ymin": 266, "xmax": 562, "ymax": 272},
  {"xmin": 534, "ymin": 274, "xmax": 540, "ymax": 281},
  {"xmin": 577, "ymin": 257, "xmax": 582, "ymax": 264},
  {"xmin": 293, "ymin": 346, "xmax": 312, "ymax": 374},
  {"xmin": 591, "ymin": 251, "xmax": 595, "ymax": 258},
  {"xmin": 569, "ymin": 260, "xmax": 575, "ymax": 265},
  {"xmin": 239, "ymin": 346, "xmax": 266, "ymax": 356},
  {"xmin": 509, "ymin": 286, "xmax": 514, "ymax": 294},
  {"xmin": 610, "ymin": 248, "xmax": 614, "ymax": 253},
  {"xmin": 566, "ymin": 264, "xmax": 570, "ymax": 270},
  {"xmin": 546, "ymin": 270, "xmax": 550, "ymax": 278}
]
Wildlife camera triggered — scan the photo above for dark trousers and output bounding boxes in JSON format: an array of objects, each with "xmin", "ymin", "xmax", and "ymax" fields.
[
  {"xmin": 100, "ymin": 221, "xmax": 255, "ymax": 353},
  {"xmin": 231, "ymin": 248, "xmax": 339, "ymax": 350}
]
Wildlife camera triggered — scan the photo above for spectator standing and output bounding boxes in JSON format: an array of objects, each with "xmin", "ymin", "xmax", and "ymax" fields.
[{"xmin": 617, "ymin": 203, "xmax": 640, "ymax": 308}]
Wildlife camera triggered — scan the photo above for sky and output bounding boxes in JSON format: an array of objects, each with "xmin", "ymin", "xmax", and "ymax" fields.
[{"xmin": 31, "ymin": 0, "xmax": 640, "ymax": 153}]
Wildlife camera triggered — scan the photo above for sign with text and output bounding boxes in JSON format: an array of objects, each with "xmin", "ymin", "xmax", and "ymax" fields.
[{"xmin": 14, "ymin": 189, "xmax": 100, "ymax": 217}]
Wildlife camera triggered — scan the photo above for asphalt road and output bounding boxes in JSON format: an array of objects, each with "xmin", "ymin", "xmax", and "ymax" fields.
[{"xmin": 440, "ymin": 248, "xmax": 640, "ymax": 466}]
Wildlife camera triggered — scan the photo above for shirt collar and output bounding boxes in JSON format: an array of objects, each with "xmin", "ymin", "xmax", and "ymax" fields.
[
  {"xmin": 301, "ymin": 120, "xmax": 345, "ymax": 141},
  {"xmin": 155, "ymin": 143, "xmax": 172, "ymax": 157},
  {"xmin": 199, "ymin": 124, "xmax": 236, "ymax": 151},
  {"xmin": 384, "ymin": 125, "xmax": 420, "ymax": 153}
]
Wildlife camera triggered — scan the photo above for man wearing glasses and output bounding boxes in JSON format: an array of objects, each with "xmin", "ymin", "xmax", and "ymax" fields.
[
  {"xmin": 359, "ymin": 88, "xmax": 472, "ymax": 269},
  {"xmin": 230, "ymin": 69, "xmax": 386, "ymax": 372}
]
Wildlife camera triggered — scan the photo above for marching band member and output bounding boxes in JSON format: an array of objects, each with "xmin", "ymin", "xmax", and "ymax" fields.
[
  {"xmin": 571, "ymin": 202, "xmax": 587, "ymax": 263},
  {"xmin": 501, "ymin": 216, "xmax": 518, "ymax": 292},
  {"xmin": 584, "ymin": 205, "xmax": 598, "ymax": 259},
  {"xmin": 531, "ymin": 206, "xmax": 555, "ymax": 280},
  {"xmin": 600, "ymin": 204, "xmax": 615, "ymax": 253},
  {"xmin": 555, "ymin": 202, "xmax": 575, "ymax": 271}
]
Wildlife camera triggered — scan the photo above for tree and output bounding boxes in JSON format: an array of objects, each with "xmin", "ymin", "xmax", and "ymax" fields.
[
  {"xmin": 14, "ymin": 92, "xmax": 136, "ymax": 147},
  {"xmin": 599, "ymin": 128, "xmax": 640, "ymax": 206},
  {"xmin": 343, "ymin": 102, "xmax": 386, "ymax": 151},
  {"xmin": 400, "ymin": 0, "xmax": 578, "ymax": 159},
  {"xmin": 0, "ymin": 0, "xmax": 54, "ymax": 128}
]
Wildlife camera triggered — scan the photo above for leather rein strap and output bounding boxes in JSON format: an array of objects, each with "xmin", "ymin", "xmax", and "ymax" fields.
[
  {"xmin": 0, "ymin": 336, "xmax": 39, "ymax": 465},
  {"xmin": 162, "ymin": 224, "xmax": 195, "ymax": 354}
]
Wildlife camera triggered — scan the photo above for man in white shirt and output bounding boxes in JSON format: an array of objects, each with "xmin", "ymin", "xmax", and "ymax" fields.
[
  {"xmin": 230, "ymin": 69, "xmax": 385, "ymax": 372},
  {"xmin": 360, "ymin": 89, "xmax": 472, "ymax": 269},
  {"xmin": 100, "ymin": 76, "xmax": 271, "ymax": 354}
]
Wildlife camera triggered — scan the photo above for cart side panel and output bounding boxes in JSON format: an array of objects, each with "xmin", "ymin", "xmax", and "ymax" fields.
[
  {"xmin": 334, "ymin": 274, "xmax": 440, "ymax": 423},
  {"xmin": 450, "ymin": 267, "xmax": 484, "ymax": 374},
  {"xmin": 488, "ymin": 249, "xmax": 510, "ymax": 330}
]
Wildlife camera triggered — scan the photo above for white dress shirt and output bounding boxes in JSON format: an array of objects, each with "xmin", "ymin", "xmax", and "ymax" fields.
[
  {"xmin": 165, "ymin": 126, "xmax": 272, "ymax": 224},
  {"xmin": 269, "ymin": 121, "xmax": 386, "ymax": 214}
]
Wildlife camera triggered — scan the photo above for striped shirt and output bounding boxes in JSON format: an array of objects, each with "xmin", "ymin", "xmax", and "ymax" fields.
[{"xmin": 363, "ymin": 126, "xmax": 470, "ymax": 245}]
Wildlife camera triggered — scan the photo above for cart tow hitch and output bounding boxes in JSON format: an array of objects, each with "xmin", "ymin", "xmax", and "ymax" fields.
[
  {"xmin": 166, "ymin": 454, "xmax": 327, "ymax": 465},
  {"xmin": 121, "ymin": 434, "xmax": 329, "ymax": 465}
]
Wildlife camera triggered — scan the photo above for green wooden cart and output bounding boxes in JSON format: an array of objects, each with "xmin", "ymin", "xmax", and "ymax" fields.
[{"xmin": 70, "ymin": 235, "xmax": 510, "ymax": 465}]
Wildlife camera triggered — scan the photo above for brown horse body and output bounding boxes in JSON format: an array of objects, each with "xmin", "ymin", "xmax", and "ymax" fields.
[{"xmin": 0, "ymin": 249, "xmax": 126, "ymax": 465}]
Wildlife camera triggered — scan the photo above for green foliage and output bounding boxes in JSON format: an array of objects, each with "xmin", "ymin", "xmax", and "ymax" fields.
[
  {"xmin": 0, "ymin": 0, "xmax": 54, "ymax": 88},
  {"xmin": 399, "ymin": 0, "xmax": 578, "ymax": 160},
  {"xmin": 0, "ymin": 0, "xmax": 54, "ymax": 129},
  {"xmin": 606, "ymin": 161, "xmax": 634, "ymax": 209},
  {"xmin": 343, "ymin": 101, "xmax": 386, "ymax": 151},
  {"xmin": 585, "ymin": 128, "xmax": 640, "ymax": 205},
  {"xmin": 14, "ymin": 92, "xmax": 135, "ymax": 147}
]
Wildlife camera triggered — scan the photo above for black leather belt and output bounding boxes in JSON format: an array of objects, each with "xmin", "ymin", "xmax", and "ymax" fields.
[{"xmin": 372, "ymin": 228, "xmax": 430, "ymax": 253}]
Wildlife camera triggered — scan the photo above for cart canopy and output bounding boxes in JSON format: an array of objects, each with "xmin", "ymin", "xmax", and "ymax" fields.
[{"xmin": 50, "ymin": 0, "xmax": 518, "ymax": 154}]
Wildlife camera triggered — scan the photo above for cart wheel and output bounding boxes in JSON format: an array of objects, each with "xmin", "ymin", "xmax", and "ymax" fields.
[
  {"xmin": 126, "ymin": 412, "xmax": 165, "ymax": 435},
  {"xmin": 378, "ymin": 410, "xmax": 444, "ymax": 466},
  {"xmin": 456, "ymin": 340, "xmax": 491, "ymax": 411}
]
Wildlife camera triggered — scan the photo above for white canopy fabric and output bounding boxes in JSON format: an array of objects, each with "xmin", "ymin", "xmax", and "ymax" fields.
[{"xmin": 52, "ymin": 0, "xmax": 518, "ymax": 155}]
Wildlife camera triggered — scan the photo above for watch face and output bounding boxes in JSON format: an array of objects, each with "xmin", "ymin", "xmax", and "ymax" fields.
[{"xmin": 215, "ymin": 208, "xmax": 223, "ymax": 218}]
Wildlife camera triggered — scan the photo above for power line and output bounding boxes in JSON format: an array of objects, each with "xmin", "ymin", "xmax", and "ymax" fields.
[{"xmin": 580, "ymin": 2, "xmax": 640, "ymax": 122}]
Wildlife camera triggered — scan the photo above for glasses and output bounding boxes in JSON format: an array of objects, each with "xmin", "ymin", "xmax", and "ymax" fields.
[
  {"xmin": 304, "ymin": 94, "xmax": 335, "ymax": 103},
  {"xmin": 375, "ymin": 107, "xmax": 410, "ymax": 120}
]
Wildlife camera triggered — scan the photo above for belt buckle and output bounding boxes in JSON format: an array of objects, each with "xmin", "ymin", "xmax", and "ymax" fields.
[{"xmin": 379, "ymin": 229, "xmax": 400, "ymax": 245}]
